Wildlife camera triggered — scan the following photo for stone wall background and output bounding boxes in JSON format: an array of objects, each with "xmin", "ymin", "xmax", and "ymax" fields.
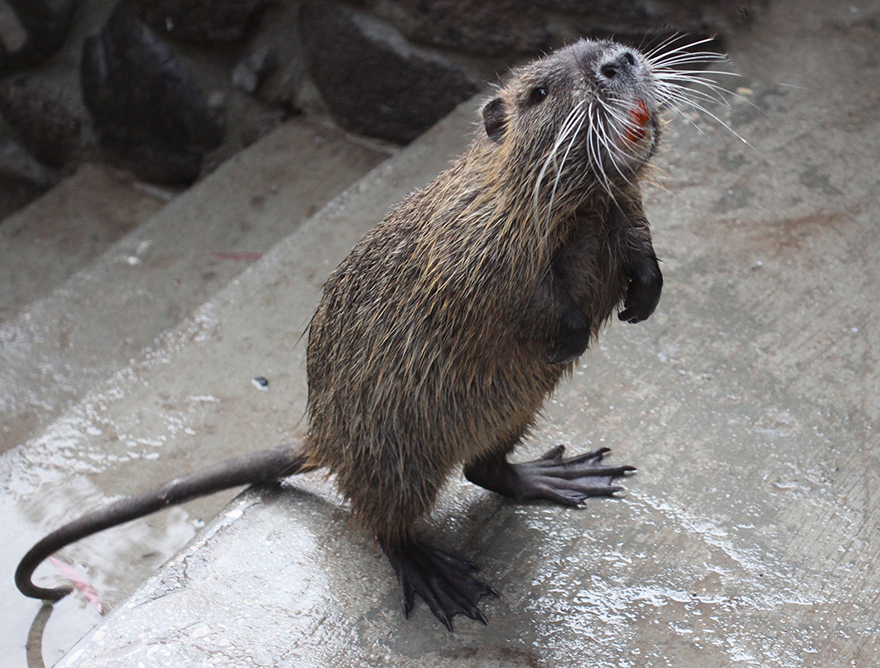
[{"xmin": 0, "ymin": 0, "xmax": 763, "ymax": 218}]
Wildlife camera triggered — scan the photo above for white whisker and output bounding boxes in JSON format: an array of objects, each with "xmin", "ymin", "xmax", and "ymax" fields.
[
  {"xmin": 589, "ymin": 105, "xmax": 623, "ymax": 197},
  {"xmin": 645, "ymin": 35, "xmax": 725, "ymax": 64},
  {"xmin": 597, "ymin": 114, "xmax": 639, "ymax": 190},
  {"xmin": 585, "ymin": 103, "xmax": 613, "ymax": 196},
  {"xmin": 546, "ymin": 109, "xmax": 587, "ymax": 231},
  {"xmin": 641, "ymin": 37, "xmax": 766, "ymax": 152},
  {"xmin": 649, "ymin": 52, "xmax": 727, "ymax": 69},
  {"xmin": 655, "ymin": 67, "xmax": 739, "ymax": 78},
  {"xmin": 654, "ymin": 79, "xmax": 731, "ymax": 109},
  {"xmin": 642, "ymin": 33, "xmax": 694, "ymax": 61},
  {"xmin": 595, "ymin": 93, "xmax": 648, "ymax": 178},
  {"xmin": 533, "ymin": 101, "xmax": 586, "ymax": 224},
  {"xmin": 656, "ymin": 74, "xmax": 768, "ymax": 120},
  {"xmin": 662, "ymin": 88, "xmax": 761, "ymax": 153}
]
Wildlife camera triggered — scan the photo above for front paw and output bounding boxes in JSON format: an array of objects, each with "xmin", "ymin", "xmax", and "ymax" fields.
[
  {"xmin": 548, "ymin": 307, "xmax": 590, "ymax": 365},
  {"xmin": 618, "ymin": 254, "xmax": 662, "ymax": 324}
]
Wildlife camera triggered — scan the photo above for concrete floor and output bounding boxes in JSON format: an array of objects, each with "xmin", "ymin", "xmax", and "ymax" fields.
[
  {"xmin": 3, "ymin": 0, "xmax": 880, "ymax": 665},
  {"xmin": 0, "ymin": 163, "xmax": 171, "ymax": 324}
]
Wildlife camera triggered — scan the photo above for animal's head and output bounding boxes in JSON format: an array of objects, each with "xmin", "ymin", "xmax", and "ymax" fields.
[{"xmin": 480, "ymin": 37, "xmax": 723, "ymax": 209}]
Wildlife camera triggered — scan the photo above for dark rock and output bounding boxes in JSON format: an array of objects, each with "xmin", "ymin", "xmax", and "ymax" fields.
[
  {"xmin": 299, "ymin": 2, "xmax": 481, "ymax": 144},
  {"xmin": 380, "ymin": 0, "xmax": 755, "ymax": 58},
  {"xmin": 80, "ymin": 2, "xmax": 225, "ymax": 184},
  {"xmin": 238, "ymin": 100, "xmax": 284, "ymax": 147},
  {"xmin": 534, "ymin": 0, "xmax": 760, "ymax": 37},
  {"xmin": 384, "ymin": 0, "xmax": 547, "ymax": 55},
  {"xmin": 0, "ymin": 131, "xmax": 58, "ymax": 218},
  {"xmin": 533, "ymin": 0, "xmax": 655, "ymax": 34},
  {"xmin": 244, "ymin": 2, "xmax": 307, "ymax": 112},
  {"xmin": 533, "ymin": 0, "xmax": 645, "ymax": 12},
  {"xmin": 128, "ymin": 0, "xmax": 271, "ymax": 43},
  {"xmin": 0, "ymin": 76, "xmax": 81, "ymax": 168},
  {"xmin": 0, "ymin": 0, "xmax": 78, "ymax": 72},
  {"xmin": 0, "ymin": 132, "xmax": 56, "ymax": 189}
]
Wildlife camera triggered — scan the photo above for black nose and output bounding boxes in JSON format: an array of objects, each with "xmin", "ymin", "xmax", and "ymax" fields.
[{"xmin": 600, "ymin": 51, "xmax": 637, "ymax": 80}]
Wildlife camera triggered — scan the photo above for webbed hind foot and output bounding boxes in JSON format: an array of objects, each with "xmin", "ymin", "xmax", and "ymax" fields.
[{"xmin": 382, "ymin": 539, "xmax": 498, "ymax": 631}]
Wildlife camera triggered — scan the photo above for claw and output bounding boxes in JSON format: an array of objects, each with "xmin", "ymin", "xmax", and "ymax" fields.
[
  {"xmin": 466, "ymin": 445, "xmax": 635, "ymax": 504},
  {"xmin": 383, "ymin": 540, "xmax": 495, "ymax": 630},
  {"xmin": 540, "ymin": 444, "xmax": 566, "ymax": 460},
  {"xmin": 400, "ymin": 575, "xmax": 415, "ymax": 617}
]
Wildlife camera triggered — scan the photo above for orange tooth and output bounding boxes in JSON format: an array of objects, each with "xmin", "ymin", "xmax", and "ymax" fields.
[{"xmin": 624, "ymin": 99, "xmax": 650, "ymax": 144}]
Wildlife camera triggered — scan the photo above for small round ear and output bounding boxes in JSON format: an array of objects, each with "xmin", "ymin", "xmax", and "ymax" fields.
[{"xmin": 482, "ymin": 97, "xmax": 506, "ymax": 142}]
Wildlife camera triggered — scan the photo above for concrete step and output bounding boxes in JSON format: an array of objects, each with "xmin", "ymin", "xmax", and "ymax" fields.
[
  {"xmin": 0, "ymin": 116, "xmax": 387, "ymax": 455},
  {"xmin": 0, "ymin": 162, "xmax": 174, "ymax": 327}
]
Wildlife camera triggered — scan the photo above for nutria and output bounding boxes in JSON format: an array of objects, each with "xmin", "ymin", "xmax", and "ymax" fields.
[{"xmin": 17, "ymin": 37, "xmax": 720, "ymax": 630}]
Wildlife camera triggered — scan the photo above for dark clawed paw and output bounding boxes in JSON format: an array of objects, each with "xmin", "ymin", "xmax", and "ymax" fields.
[
  {"xmin": 385, "ymin": 540, "xmax": 497, "ymax": 631},
  {"xmin": 548, "ymin": 309, "xmax": 591, "ymax": 365},
  {"xmin": 547, "ymin": 342, "xmax": 587, "ymax": 365},
  {"xmin": 512, "ymin": 446, "xmax": 635, "ymax": 506},
  {"xmin": 619, "ymin": 255, "xmax": 662, "ymax": 323},
  {"xmin": 618, "ymin": 290, "xmax": 659, "ymax": 323}
]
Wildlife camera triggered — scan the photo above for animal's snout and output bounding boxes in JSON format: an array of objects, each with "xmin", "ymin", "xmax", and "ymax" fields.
[{"xmin": 599, "ymin": 51, "xmax": 638, "ymax": 81}]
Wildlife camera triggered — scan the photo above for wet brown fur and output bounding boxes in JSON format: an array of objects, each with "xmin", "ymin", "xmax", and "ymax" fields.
[{"xmin": 303, "ymin": 39, "xmax": 662, "ymax": 547}]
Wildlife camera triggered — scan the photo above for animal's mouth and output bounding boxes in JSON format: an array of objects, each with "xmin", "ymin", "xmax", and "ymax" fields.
[{"xmin": 622, "ymin": 98, "xmax": 651, "ymax": 146}]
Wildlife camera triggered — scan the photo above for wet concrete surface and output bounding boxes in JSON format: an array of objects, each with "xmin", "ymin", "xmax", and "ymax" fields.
[
  {"xmin": 4, "ymin": 0, "xmax": 880, "ymax": 665},
  {"xmin": 0, "ymin": 163, "xmax": 170, "ymax": 325},
  {"xmin": 0, "ymin": 116, "xmax": 386, "ymax": 456}
]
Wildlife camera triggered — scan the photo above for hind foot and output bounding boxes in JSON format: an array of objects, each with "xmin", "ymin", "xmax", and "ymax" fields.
[
  {"xmin": 465, "ymin": 445, "xmax": 635, "ymax": 506},
  {"xmin": 382, "ymin": 539, "xmax": 498, "ymax": 631}
]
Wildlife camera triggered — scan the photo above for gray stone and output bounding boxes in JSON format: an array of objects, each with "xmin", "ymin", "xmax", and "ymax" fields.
[
  {"xmin": 299, "ymin": 1, "xmax": 481, "ymax": 144},
  {"xmin": 231, "ymin": 46, "xmax": 276, "ymax": 94},
  {"xmin": 80, "ymin": 2, "xmax": 225, "ymax": 184},
  {"xmin": 383, "ymin": 0, "xmax": 548, "ymax": 55},
  {"xmin": 535, "ymin": 0, "xmax": 760, "ymax": 30},
  {"xmin": 238, "ymin": 99, "xmax": 285, "ymax": 147},
  {"xmin": 0, "ymin": 0, "xmax": 78, "ymax": 73},
  {"xmin": 0, "ymin": 131, "xmax": 58, "ymax": 218},
  {"xmin": 0, "ymin": 75, "xmax": 81, "ymax": 168},
  {"xmin": 246, "ymin": 2, "xmax": 310, "ymax": 112},
  {"xmin": 128, "ymin": 0, "xmax": 271, "ymax": 43},
  {"xmin": 0, "ymin": 132, "xmax": 56, "ymax": 190},
  {"xmin": 380, "ymin": 0, "xmax": 760, "ymax": 57},
  {"xmin": 0, "ymin": 162, "xmax": 166, "ymax": 324},
  {"xmin": 534, "ymin": 0, "xmax": 652, "ymax": 14}
]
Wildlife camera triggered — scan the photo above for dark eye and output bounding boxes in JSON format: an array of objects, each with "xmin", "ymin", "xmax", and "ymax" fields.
[{"xmin": 530, "ymin": 86, "xmax": 549, "ymax": 105}]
